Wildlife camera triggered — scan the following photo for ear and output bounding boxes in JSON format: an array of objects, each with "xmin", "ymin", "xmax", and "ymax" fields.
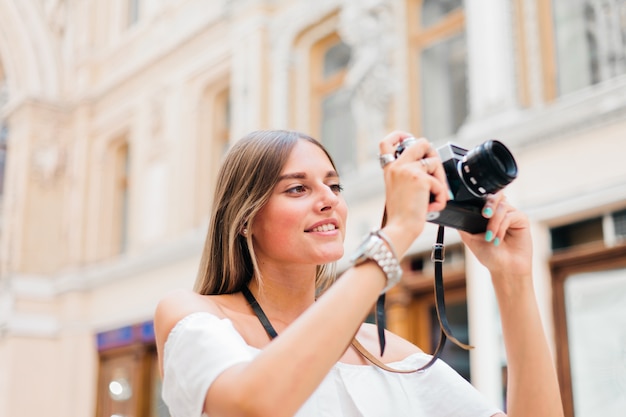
[{"xmin": 240, "ymin": 221, "xmax": 249, "ymax": 237}]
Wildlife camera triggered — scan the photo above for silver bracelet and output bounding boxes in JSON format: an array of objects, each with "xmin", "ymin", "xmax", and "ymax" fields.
[{"xmin": 350, "ymin": 229, "xmax": 403, "ymax": 293}]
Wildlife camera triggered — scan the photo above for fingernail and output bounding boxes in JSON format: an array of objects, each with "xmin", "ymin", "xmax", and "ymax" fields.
[
  {"xmin": 482, "ymin": 207, "xmax": 493, "ymax": 218},
  {"xmin": 493, "ymin": 237, "xmax": 501, "ymax": 247},
  {"xmin": 485, "ymin": 230, "xmax": 494, "ymax": 242},
  {"xmin": 448, "ymin": 190, "xmax": 454, "ymax": 200}
]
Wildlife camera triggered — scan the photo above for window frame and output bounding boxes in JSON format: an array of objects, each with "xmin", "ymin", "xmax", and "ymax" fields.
[
  {"xmin": 309, "ymin": 32, "xmax": 351, "ymax": 141},
  {"xmin": 195, "ymin": 82, "xmax": 230, "ymax": 226},
  {"xmin": 406, "ymin": 0, "xmax": 466, "ymax": 136}
]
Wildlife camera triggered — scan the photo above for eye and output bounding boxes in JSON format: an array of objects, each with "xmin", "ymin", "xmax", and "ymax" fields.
[
  {"xmin": 286, "ymin": 185, "xmax": 307, "ymax": 195},
  {"xmin": 329, "ymin": 183, "xmax": 344, "ymax": 193}
]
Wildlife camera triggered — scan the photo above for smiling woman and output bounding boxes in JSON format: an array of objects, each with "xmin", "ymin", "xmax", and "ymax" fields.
[{"xmin": 153, "ymin": 129, "xmax": 563, "ymax": 417}]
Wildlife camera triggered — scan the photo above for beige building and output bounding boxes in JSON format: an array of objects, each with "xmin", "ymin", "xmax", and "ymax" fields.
[{"xmin": 0, "ymin": 1, "xmax": 625, "ymax": 416}]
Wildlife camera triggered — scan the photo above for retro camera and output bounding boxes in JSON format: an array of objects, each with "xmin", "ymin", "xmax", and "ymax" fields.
[{"xmin": 396, "ymin": 138, "xmax": 518, "ymax": 234}]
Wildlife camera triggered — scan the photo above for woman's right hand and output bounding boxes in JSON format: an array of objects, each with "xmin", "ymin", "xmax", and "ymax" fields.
[{"xmin": 377, "ymin": 131, "xmax": 450, "ymax": 256}]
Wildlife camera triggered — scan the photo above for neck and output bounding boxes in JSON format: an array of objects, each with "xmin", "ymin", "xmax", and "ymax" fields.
[{"xmin": 247, "ymin": 269, "xmax": 317, "ymax": 326}]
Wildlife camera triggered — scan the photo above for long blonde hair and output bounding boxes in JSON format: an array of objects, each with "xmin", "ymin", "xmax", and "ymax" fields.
[{"xmin": 194, "ymin": 130, "xmax": 338, "ymax": 295}]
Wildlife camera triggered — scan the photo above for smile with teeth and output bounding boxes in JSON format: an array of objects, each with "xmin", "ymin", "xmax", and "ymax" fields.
[{"xmin": 309, "ymin": 224, "xmax": 337, "ymax": 232}]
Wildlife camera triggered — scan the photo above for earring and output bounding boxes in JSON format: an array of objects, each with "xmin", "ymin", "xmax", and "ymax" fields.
[{"xmin": 242, "ymin": 228, "xmax": 248, "ymax": 237}]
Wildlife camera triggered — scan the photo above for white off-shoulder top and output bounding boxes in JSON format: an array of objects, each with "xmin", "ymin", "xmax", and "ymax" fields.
[{"xmin": 162, "ymin": 312, "xmax": 502, "ymax": 417}]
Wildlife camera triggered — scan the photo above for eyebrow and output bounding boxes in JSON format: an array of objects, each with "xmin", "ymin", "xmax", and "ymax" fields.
[{"xmin": 277, "ymin": 170, "xmax": 339, "ymax": 181}]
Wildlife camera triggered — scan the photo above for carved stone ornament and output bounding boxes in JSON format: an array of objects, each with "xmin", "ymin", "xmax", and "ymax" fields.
[{"xmin": 31, "ymin": 142, "xmax": 66, "ymax": 184}]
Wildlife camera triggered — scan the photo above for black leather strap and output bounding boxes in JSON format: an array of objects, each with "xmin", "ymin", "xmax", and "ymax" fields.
[
  {"xmin": 242, "ymin": 286, "xmax": 278, "ymax": 340},
  {"xmin": 431, "ymin": 226, "xmax": 473, "ymax": 352},
  {"xmin": 376, "ymin": 293, "xmax": 387, "ymax": 355},
  {"xmin": 371, "ymin": 223, "xmax": 473, "ymax": 372}
]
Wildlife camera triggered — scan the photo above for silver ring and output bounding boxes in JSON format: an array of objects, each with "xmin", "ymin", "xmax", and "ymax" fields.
[
  {"xmin": 420, "ymin": 158, "xmax": 431, "ymax": 171},
  {"xmin": 379, "ymin": 153, "xmax": 396, "ymax": 169}
]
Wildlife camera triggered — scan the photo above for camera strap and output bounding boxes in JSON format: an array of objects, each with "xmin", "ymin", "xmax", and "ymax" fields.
[
  {"xmin": 354, "ymin": 224, "xmax": 473, "ymax": 373},
  {"xmin": 242, "ymin": 223, "xmax": 473, "ymax": 373}
]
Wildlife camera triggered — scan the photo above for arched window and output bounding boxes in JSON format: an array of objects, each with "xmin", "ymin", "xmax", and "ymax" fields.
[
  {"xmin": 290, "ymin": 13, "xmax": 358, "ymax": 173},
  {"xmin": 310, "ymin": 34, "xmax": 356, "ymax": 174}
]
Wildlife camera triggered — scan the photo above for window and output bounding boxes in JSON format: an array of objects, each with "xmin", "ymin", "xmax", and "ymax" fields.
[
  {"xmin": 563, "ymin": 268, "xmax": 626, "ymax": 417},
  {"xmin": 408, "ymin": 0, "xmax": 467, "ymax": 140},
  {"xmin": 311, "ymin": 34, "xmax": 357, "ymax": 174},
  {"xmin": 114, "ymin": 142, "xmax": 130, "ymax": 254},
  {"xmin": 551, "ymin": 217, "xmax": 604, "ymax": 250},
  {"xmin": 102, "ymin": 139, "xmax": 130, "ymax": 257},
  {"xmin": 613, "ymin": 208, "xmax": 626, "ymax": 239},
  {"xmin": 551, "ymin": 245, "xmax": 626, "ymax": 417},
  {"xmin": 540, "ymin": 0, "xmax": 626, "ymax": 100},
  {"xmin": 550, "ymin": 209, "xmax": 626, "ymax": 417},
  {"xmin": 195, "ymin": 84, "xmax": 230, "ymax": 226},
  {"xmin": 96, "ymin": 322, "xmax": 168, "ymax": 417},
  {"xmin": 550, "ymin": 208, "xmax": 626, "ymax": 251}
]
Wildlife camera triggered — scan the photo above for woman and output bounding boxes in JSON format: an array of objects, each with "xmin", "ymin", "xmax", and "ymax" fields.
[{"xmin": 154, "ymin": 130, "xmax": 563, "ymax": 417}]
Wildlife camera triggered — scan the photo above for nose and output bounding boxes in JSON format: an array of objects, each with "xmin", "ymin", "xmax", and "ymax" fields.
[{"xmin": 318, "ymin": 186, "xmax": 340, "ymax": 212}]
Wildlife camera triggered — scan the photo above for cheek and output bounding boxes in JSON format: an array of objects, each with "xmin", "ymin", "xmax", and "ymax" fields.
[
  {"xmin": 338, "ymin": 200, "xmax": 349, "ymax": 230},
  {"xmin": 256, "ymin": 202, "xmax": 303, "ymax": 241}
]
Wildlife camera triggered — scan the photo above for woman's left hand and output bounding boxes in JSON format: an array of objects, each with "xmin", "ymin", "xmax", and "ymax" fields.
[{"xmin": 458, "ymin": 193, "xmax": 533, "ymax": 279}]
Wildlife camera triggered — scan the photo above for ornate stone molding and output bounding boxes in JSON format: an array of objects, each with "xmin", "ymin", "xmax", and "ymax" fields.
[{"xmin": 459, "ymin": 75, "xmax": 626, "ymax": 148}]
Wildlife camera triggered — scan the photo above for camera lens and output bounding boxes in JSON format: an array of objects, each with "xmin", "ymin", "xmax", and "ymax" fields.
[{"xmin": 459, "ymin": 140, "xmax": 517, "ymax": 196}]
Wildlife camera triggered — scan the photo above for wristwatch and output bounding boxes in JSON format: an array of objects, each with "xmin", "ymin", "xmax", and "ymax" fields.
[{"xmin": 350, "ymin": 230, "xmax": 403, "ymax": 293}]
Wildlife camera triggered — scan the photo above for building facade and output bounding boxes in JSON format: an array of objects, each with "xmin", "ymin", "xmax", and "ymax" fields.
[{"xmin": 0, "ymin": 0, "xmax": 625, "ymax": 416}]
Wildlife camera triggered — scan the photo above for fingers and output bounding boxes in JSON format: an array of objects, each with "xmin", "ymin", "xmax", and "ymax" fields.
[
  {"xmin": 482, "ymin": 193, "xmax": 515, "ymax": 246},
  {"xmin": 378, "ymin": 132, "xmax": 436, "ymax": 160},
  {"xmin": 395, "ymin": 138, "xmax": 448, "ymax": 208},
  {"xmin": 378, "ymin": 131, "xmax": 449, "ymax": 214},
  {"xmin": 378, "ymin": 131, "xmax": 414, "ymax": 156}
]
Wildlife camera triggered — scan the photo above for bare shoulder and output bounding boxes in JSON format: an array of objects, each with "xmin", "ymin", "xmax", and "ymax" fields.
[
  {"xmin": 356, "ymin": 322, "xmax": 423, "ymax": 363},
  {"xmin": 154, "ymin": 290, "xmax": 224, "ymax": 345}
]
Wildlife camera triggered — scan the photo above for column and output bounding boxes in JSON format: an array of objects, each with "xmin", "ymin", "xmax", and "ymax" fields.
[
  {"xmin": 465, "ymin": 248, "xmax": 505, "ymax": 409},
  {"xmin": 461, "ymin": 0, "xmax": 518, "ymax": 138}
]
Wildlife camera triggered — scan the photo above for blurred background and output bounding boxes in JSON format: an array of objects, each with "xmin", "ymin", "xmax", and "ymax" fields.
[{"xmin": 0, "ymin": 0, "xmax": 625, "ymax": 416}]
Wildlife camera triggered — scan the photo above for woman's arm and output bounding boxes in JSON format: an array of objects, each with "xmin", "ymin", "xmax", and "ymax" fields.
[{"xmin": 460, "ymin": 195, "xmax": 564, "ymax": 417}]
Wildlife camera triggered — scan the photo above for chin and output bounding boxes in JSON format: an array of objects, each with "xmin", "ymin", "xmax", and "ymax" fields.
[{"xmin": 321, "ymin": 250, "xmax": 344, "ymax": 264}]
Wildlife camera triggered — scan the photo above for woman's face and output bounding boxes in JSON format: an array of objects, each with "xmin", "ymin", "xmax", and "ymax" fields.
[{"xmin": 251, "ymin": 139, "xmax": 348, "ymax": 270}]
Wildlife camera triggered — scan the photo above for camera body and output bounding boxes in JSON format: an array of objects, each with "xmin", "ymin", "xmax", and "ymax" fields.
[{"xmin": 398, "ymin": 139, "xmax": 518, "ymax": 234}]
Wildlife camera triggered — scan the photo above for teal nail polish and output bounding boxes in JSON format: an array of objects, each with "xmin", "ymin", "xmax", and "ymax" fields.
[
  {"xmin": 493, "ymin": 237, "xmax": 501, "ymax": 247},
  {"xmin": 448, "ymin": 190, "xmax": 455, "ymax": 200},
  {"xmin": 485, "ymin": 230, "xmax": 494, "ymax": 242},
  {"xmin": 482, "ymin": 207, "xmax": 493, "ymax": 218}
]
